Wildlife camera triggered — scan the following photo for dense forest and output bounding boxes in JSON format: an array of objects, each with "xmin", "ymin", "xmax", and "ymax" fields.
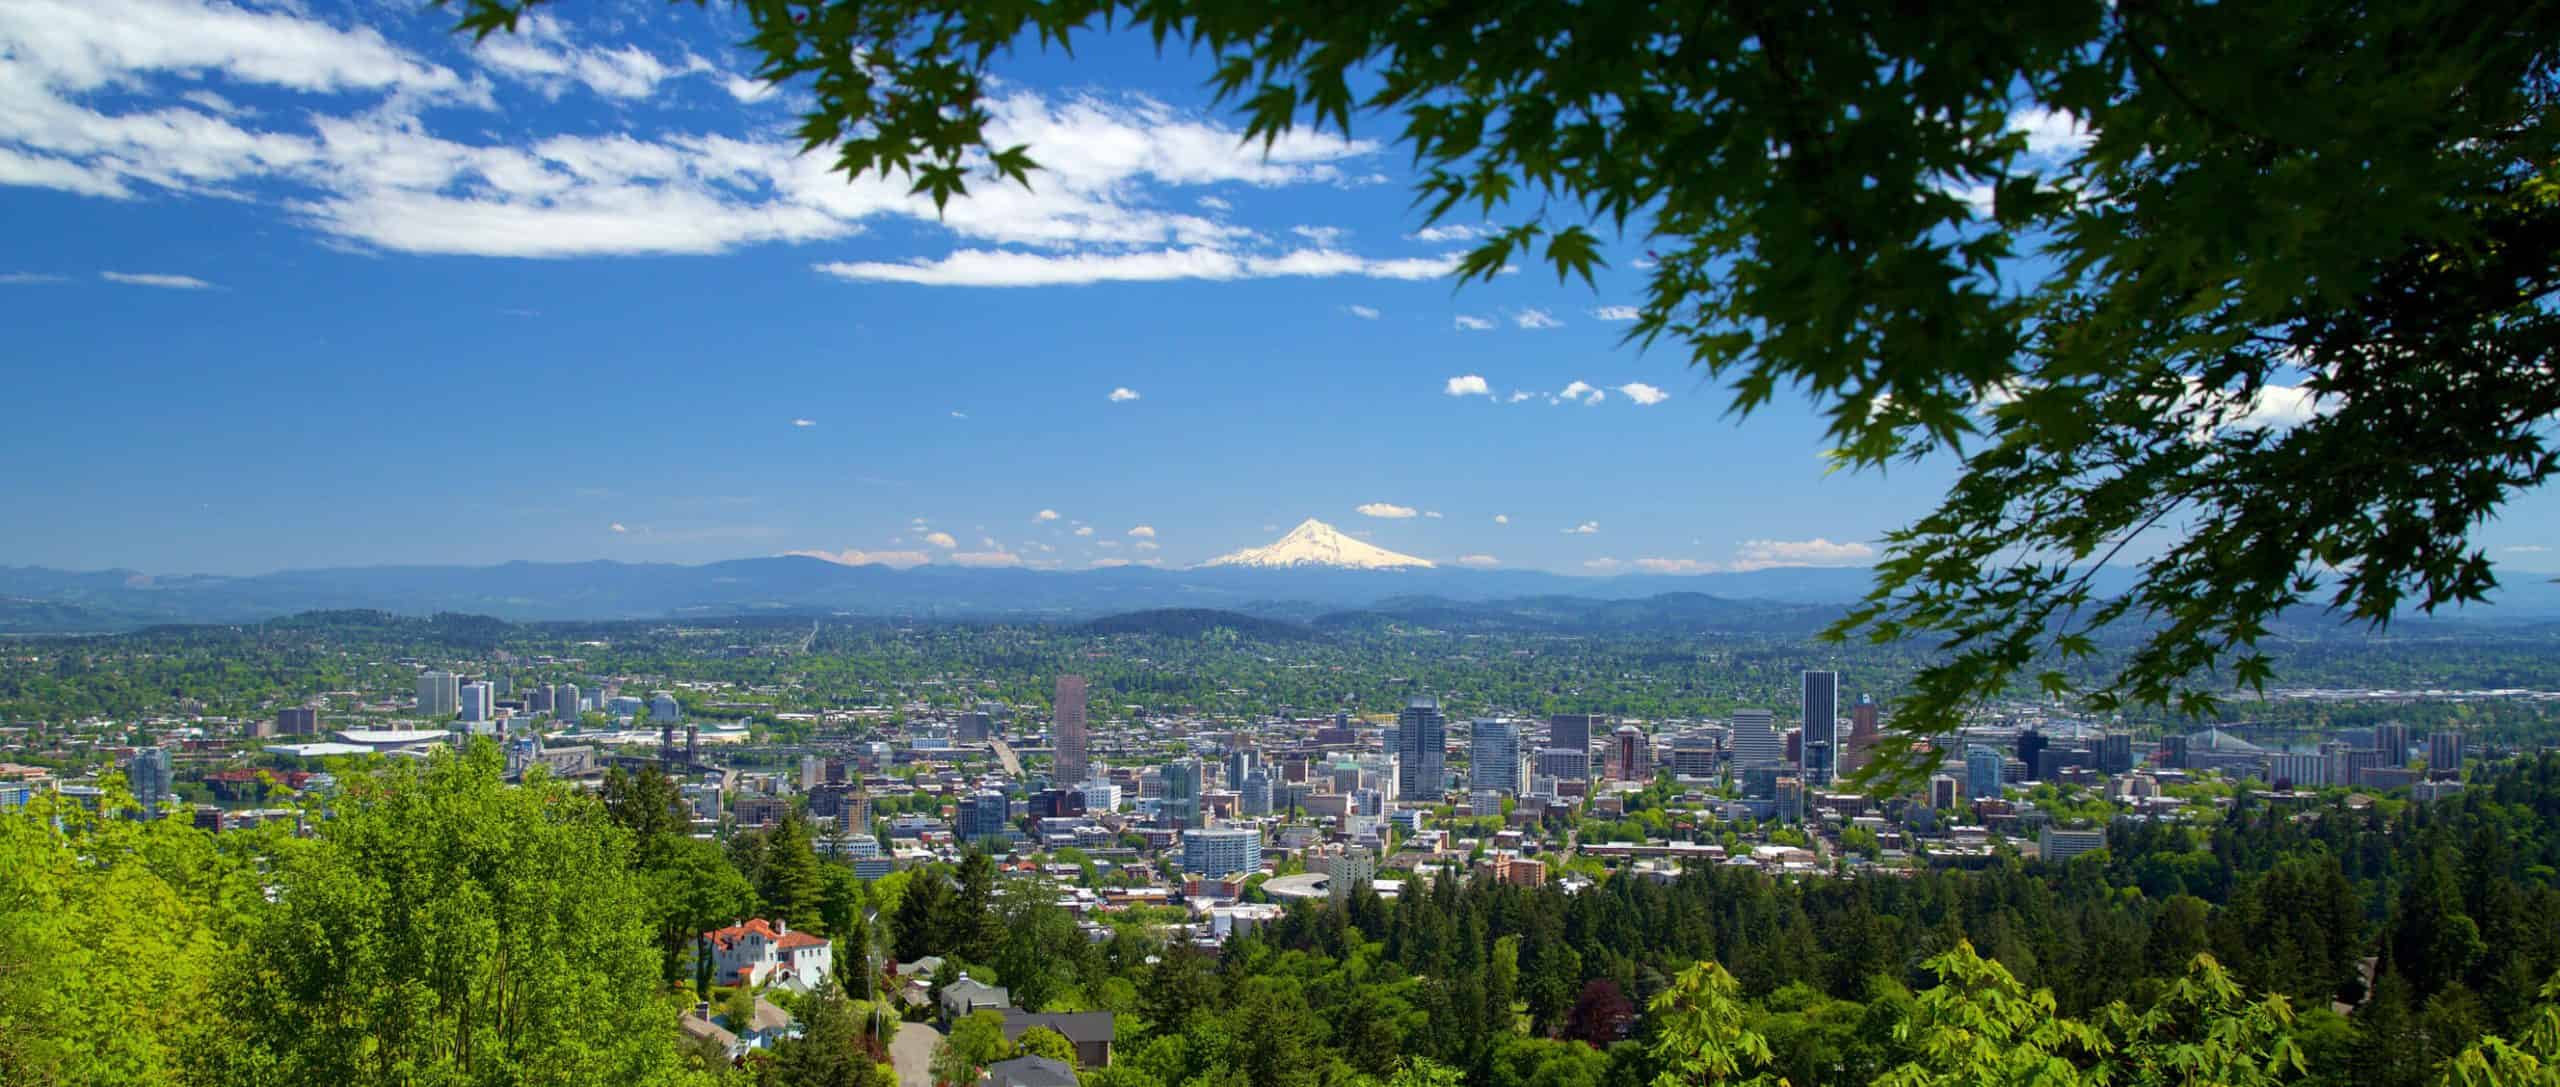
[{"xmin": 10, "ymin": 742, "xmax": 2560, "ymax": 1085}]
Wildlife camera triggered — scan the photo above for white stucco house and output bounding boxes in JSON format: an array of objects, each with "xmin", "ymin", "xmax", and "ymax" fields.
[{"xmin": 698, "ymin": 918, "xmax": 833, "ymax": 990}]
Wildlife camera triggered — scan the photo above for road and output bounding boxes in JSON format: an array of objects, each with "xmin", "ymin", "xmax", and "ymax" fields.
[{"xmin": 889, "ymin": 1020, "xmax": 942, "ymax": 1087}]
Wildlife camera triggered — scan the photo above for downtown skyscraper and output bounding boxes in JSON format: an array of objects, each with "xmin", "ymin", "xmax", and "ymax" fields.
[
  {"xmin": 1802, "ymin": 670, "xmax": 1839, "ymax": 785},
  {"xmin": 1053, "ymin": 674, "xmax": 1090, "ymax": 785},
  {"xmin": 1396, "ymin": 694, "xmax": 1447, "ymax": 802}
]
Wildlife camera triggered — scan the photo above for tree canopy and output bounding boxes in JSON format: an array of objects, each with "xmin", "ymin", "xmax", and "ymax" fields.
[{"xmin": 447, "ymin": 0, "xmax": 2560, "ymax": 779}]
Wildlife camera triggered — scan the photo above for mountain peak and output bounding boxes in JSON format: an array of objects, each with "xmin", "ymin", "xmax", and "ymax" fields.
[{"xmin": 1200, "ymin": 518, "xmax": 1436, "ymax": 570}]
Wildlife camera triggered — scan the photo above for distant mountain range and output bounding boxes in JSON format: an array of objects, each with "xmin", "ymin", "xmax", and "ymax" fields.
[{"xmin": 1, "ymin": 551, "xmax": 2555, "ymax": 634}]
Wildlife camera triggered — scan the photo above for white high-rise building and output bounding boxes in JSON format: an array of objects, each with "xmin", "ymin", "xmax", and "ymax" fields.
[
  {"xmin": 1469, "ymin": 718, "xmax": 1523, "ymax": 795},
  {"xmin": 418, "ymin": 671, "xmax": 461, "ymax": 717},
  {"xmin": 1728, "ymin": 709, "xmax": 1783, "ymax": 771},
  {"xmin": 460, "ymin": 681, "xmax": 495, "ymax": 723},
  {"xmin": 1182, "ymin": 827, "xmax": 1262, "ymax": 879}
]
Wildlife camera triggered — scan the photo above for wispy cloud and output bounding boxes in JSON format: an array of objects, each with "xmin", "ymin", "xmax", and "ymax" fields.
[
  {"xmin": 1591, "ymin": 305, "xmax": 1640, "ymax": 321},
  {"xmin": 1127, "ymin": 525, "xmax": 1156, "ymax": 538},
  {"xmin": 1583, "ymin": 557, "xmax": 1622, "ymax": 572},
  {"xmin": 2506, "ymin": 545, "xmax": 2551, "ymax": 554},
  {"xmin": 102, "ymin": 271, "xmax": 213, "ymax": 289},
  {"xmin": 609, "ymin": 522, "xmax": 628, "ymax": 533},
  {"xmin": 791, "ymin": 418, "xmax": 816, "ymax": 427},
  {"xmin": 1345, "ymin": 304, "xmax": 1380, "ymax": 319},
  {"xmin": 0, "ymin": 272, "xmax": 66, "ymax": 285},
  {"xmin": 1456, "ymin": 554, "xmax": 1499, "ymax": 568},
  {"xmin": 1616, "ymin": 383, "xmax": 1670, "ymax": 406},
  {"xmin": 1357, "ymin": 502, "xmax": 1418, "ymax": 519},
  {"xmin": 1444, "ymin": 374, "xmax": 1491, "ymax": 397},
  {"xmin": 1564, "ymin": 521, "xmax": 1600, "ymax": 535},
  {"xmin": 1513, "ymin": 308, "xmax": 1561, "ymax": 330},
  {"xmin": 1108, "ymin": 387, "xmax": 1142, "ymax": 403},
  {"xmin": 1408, "ymin": 223, "xmax": 1487, "ymax": 243},
  {"xmin": 1423, "ymin": 510, "xmax": 1443, "ymax": 519},
  {"xmin": 1453, "ymin": 314, "xmax": 1495, "ymax": 331},
  {"xmin": 1735, "ymin": 537, "xmax": 1874, "ymax": 569},
  {"xmin": 787, "ymin": 547, "xmax": 931, "ymax": 568},
  {"xmin": 817, "ymin": 247, "xmax": 1457, "ymax": 287}
]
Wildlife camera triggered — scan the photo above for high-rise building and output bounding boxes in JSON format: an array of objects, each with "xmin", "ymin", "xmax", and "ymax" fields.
[
  {"xmin": 1965, "ymin": 746, "xmax": 2004, "ymax": 800},
  {"xmin": 1840, "ymin": 697, "xmax": 1881, "ymax": 779},
  {"xmin": 1801, "ymin": 671, "xmax": 1838, "ymax": 785},
  {"xmin": 1182, "ymin": 827, "xmax": 1262, "ymax": 878},
  {"xmin": 956, "ymin": 790, "xmax": 1012, "ymax": 845},
  {"xmin": 418, "ymin": 671, "xmax": 460, "ymax": 717},
  {"xmin": 1727, "ymin": 709, "xmax": 1783, "ymax": 770},
  {"xmin": 1669, "ymin": 735, "xmax": 1719, "ymax": 779},
  {"xmin": 2039, "ymin": 825, "xmax": 2108, "ymax": 863},
  {"xmin": 1928, "ymin": 774, "xmax": 1960, "ymax": 811},
  {"xmin": 460, "ymin": 681, "xmax": 495, "ymax": 723},
  {"xmin": 1469, "ymin": 719, "xmax": 1522, "ymax": 794},
  {"xmin": 1547, "ymin": 714, "xmax": 1598, "ymax": 759},
  {"xmin": 1395, "ymin": 695, "xmax": 1446, "ymax": 802},
  {"xmin": 2374, "ymin": 722, "xmax": 2410, "ymax": 766},
  {"xmin": 957, "ymin": 711, "xmax": 992, "ymax": 743},
  {"xmin": 275, "ymin": 707, "xmax": 319, "ymax": 737},
  {"xmin": 650, "ymin": 692, "xmax": 682, "ymax": 722},
  {"xmin": 2099, "ymin": 733, "xmax": 2136, "ymax": 774},
  {"xmin": 127, "ymin": 746, "xmax": 171, "ymax": 819},
  {"xmin": 1535, "ymin": 748, "xmax": 1591, "ymax": 781},
  {"xmin": 1225, "ymin": 748, "xmax": 1259, "ymax": 790},
  {"xmin": 1053, "ymin": 675, "xmax": 1089, "ymax": 786},
  {"xmin": 2427, "ymin": 731, "xmax": 2465, "ymax": 779},
  {"xmin": 1161, "ymin": 758, "xmax": 1204, "ymax": 828},
  {"xmin": 1240, "ymin": 769, "xmax": 1273, "ymax": 816},
  {"xmin": 551, "ymin": 683, "xmax": 581, "ymax": 719},
  {"xmin": 1324, "ymin": 848, "xmax": 1375, "ymax": 902},
  {"xmin": 1775, "ymin": 776, "xmax": 1805, "ymax": 823},
  {"xmin": 1609, "ymin": 725, "xmax": 1653, "ymax": 782},
  {"xmin": 2016, "ymin": 730, "xmax": 2050, "ymax": 781}
]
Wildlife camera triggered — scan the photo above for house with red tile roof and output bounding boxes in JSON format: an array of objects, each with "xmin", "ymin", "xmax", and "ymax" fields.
[{"xmin": 698, "ymin": 918, "xmax": 834, "ymax": 991}]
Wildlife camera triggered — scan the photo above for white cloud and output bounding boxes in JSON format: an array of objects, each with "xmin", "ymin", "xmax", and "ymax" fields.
[
  {"xmin": 1444, "ymin": 374, "xmax": 1491, "ymax": 397},
  {"xmin": 1493, "ymin": 514, "xmax": 1509, "ymax": 524},
  {"xmin": 980, "ymin": 536, "xmax": 999, "ymax": 549},
  {"xmin": 1089, "ymin": 557, "xmax": 1134, "ymax": 568},
  {"xmin": 948, "ymin": 550, "xmax": 1022, "ymax": 567},
  {"xmin": 609, "ymin": 522, "xmax": 628, "ymax": 533},
  {"xmin": 1583, "ymin": 557, "xmax": 1623, "ymax": 572},
  {"xmin": 1616, "ymin": 382, "xmax": 1670, "ymax": 406},
  {"xmin": 1345, "ymin": 304, "xmax": 1380, "ymax": 319},
  {"xmin": 2506, "ymin": 545, "xmax": 2551, "ymax": 553},
  {"xmin": 1456, "ymin": 554, "xmax": 1500, "ymax": 568},
  {"xmin": 1073, "ymin": 526, "xmax": 1094, "ymax": 537},
  {"xmin": 1513, "ymin": 308, "xmax": 1562, "ymax": 330},
  {"xmin": 1134, "ymin": 540, "xmax": 1160, "ymax": 552},
  {"xmin": 1507, "ymin": 391, "xmax": 1533, "ymax": 403},
  {"xmin": 1290, "ymin": 225, "xmax": 1347, "ymax": 246},
  {"xmin": 1591, "ymin": 305, "xmax": 1640, "ymax": 321},
  {"xmin": 1558, "ymin": 381, "xmax": 1604, "ymax": 406},
  {"xmin": 816, "ymin": 246, "xmax": 1456, "ymax": 287},
  {"xmin": 1356, "ymin": 503, "xmax": 1418, "ymax": 519},
  {"xmin": 1108, "ymin": 387, "xmax": 1142, "ymax": 402},
  {"xmin": 787, "ymin": 547, "xmax": 931, "ymax": 568},
  {"xmin": 1564, "ymin": 521, "xmax": 1600, "ymax": 535},
  {"xmin": 1408, "ymin": 223, "xmax": 1486, "ymax": 243},
  {"xmin": 949, "ymin": 410, "xmax": 968, "ymax": 419},
  {"xmin": 101, "ymin": 271, "xmax": 212, "ymax": 289},
  {"xmin": 2181, "ymin": 379, "xmax": 2335, "ymax": 438},
  {"xmin": 791, "ymin": 418, "xmax": 816, "ymax": 427},
  {"xmin": 720, "ymin": 74, "xmax": 776, "ymax": 103},
  {"xmin": 1423, "ymin": 510, "xmax": 1443, "ymax": 519},
  {"xmin": 1633, "ymin": 557, "xmax": 1718, "ymax": 574},
  {"xmin": 1035, "ymin": 509, "xmax": 1061, "ymax": 521},
  {"xmin": 471, "ymin": 15, "xmax": 706, "ymax": 101},
  {"xmin": 1127, "ymin": 525, "xmax": 1156, "ymax": 537},
  {"xmin": 923, "ymin": 531, "xmax": 959, "ymax": 549},
  {"xmin": 1196, "ymin": 195, "xmax": 1232, "ymax": 211},
  {"xmin": 2010, "ymin": 106, "xmax": 2091, "ymax": 157},
  {"xmin": 1734, "ymin": 537, "xmax": 1875, "ymax": 569},
  {"xmin": 1453, "ymin": 314, "xmax": 1495, "ymax": 331}
]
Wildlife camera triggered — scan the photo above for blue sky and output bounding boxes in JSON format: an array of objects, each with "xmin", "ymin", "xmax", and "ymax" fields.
[{"xmin": 5, "ymin": 0, "xmax": 2554, "ymax": 578}]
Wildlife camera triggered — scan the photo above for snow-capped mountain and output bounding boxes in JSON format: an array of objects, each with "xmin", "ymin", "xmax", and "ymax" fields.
[{"xmin": 1199, "ymin": 518, "xmax": 1437, "ymax": 570}]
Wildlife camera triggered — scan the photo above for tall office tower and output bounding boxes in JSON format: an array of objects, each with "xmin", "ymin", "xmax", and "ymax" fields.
[
  {"xmin": 275, "ymin": 707, "xmax": 319, "ymax": 737},
  {"xmin": 1965, "ymin": 745, "xmax": 2005, "ymax": 800},
  {"xmin": 1548, "ymin": 714, "xmax": 1598, "ymax": 760},
  {"xmin": 2016, "ymin": 729, "xmax": 2050, "ymax": 781},
  {"xmin": 2427, "ymin": 731, "xmax": 2466, "ymax": 779},
  {"xmin": 1801, "ymin": 670, "xmax": 1838, "ymax": 785},
  {"xmin": 127, "ymin": 746, "xmax": 171, "ymax": 819},
  {"xmin": 650, "ymin": 692, "xmax": 682, "ymax": 722},
  {"xmin": 1728, "ymin": 709, "xmax": 1783, "ymax": 770},
  {"xmin": 1225, "ymin": 748, "xmax": 1259, "ymax": 790},
  {"xmin": 956, "ymin": 711, "xmax": 992, "ymax": 743},
  {"xmin": 1053, "ymin": 675, "xmax": 1090, "ymax": 786},
  {"xmin": 1469, "ymin": 719, "xmax": 1523, "ymax": 794},
  {"xmin": 956, "ymin": 790, "xmax": 1012, "ymax": 845},
  {"xmin": 1161, "ymin": 758, "xmax": 1204, "ymax": 828},
  {"xmin": 1669, "ymin": 735, "xmax": 1720, "ymax": 779},
  {"xmin": 1395, "ymin": 695, "xmax": 1447, "ymax": 802},
  {"xmin": 2374, "ymin": 722, "xmax": 2410, "ymax": 766},
  {"xmin": 2099, "ymin": 733, "xmax": 2136, "ymax": 774},
  {"xmin": 1841, "ymin": 697, "xmax": 1881, "ymax": 778},
  {"xmin": 418, "ymin": 671, "xmax": 460, "ymax": 717},
  {"xmin": 460, "ymin": 681, "xmax": 495, "ymax": 723},
  {"xmin": 552, "ymin": 683, "xmax": 581, "ymax": 719},
  {"xmin": 1240, "ymin": 769, "xmax": 1273, "ymax": 816},
  {"xmin": 1929, "ymin": 774, "xmax": 1961, "ymax": 811},
  {"xmin": 1609, "ymin": 724, "xmax": 1653, "ymax": 782}
]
